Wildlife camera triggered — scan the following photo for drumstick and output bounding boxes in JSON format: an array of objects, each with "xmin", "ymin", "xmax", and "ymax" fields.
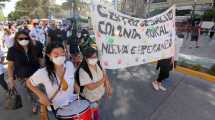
[{"xmin": 77, "ymin": 93, "xmax": 81, "ymax": 120}]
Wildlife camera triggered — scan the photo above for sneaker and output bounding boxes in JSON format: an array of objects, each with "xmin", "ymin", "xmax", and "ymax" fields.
[
  {"xmin": 152, "ymin": 81, "xmax": 159, "ymax": 91},
  {"xmin": 159, "ymin": 84, "xmax": 167, "ymax": 91}
]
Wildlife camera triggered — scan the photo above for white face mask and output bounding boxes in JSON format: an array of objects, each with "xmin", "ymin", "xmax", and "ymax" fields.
[
  {"xmin": 88, "ymin": 58, "xmax": 98, "ymax": 65},
  {"xmin": 52, "ymin": 56, "xmax": 66, "ymax": 65},
  {"xmin": 77, "ymin": 33, "xmax": 81, "ymax": 38},
  {"xmin": 18, "ymin": 40, "xmax": 29, "ymax": 46}
]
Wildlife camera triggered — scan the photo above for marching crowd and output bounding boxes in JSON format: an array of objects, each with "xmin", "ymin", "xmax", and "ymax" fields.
[
  {"xmin": 0, "ymin": 20, "xmax": 112, "ymax": 120},
  {"xmin": 0, "ymin": 19, "xmax": 184, "ymax": 120}
]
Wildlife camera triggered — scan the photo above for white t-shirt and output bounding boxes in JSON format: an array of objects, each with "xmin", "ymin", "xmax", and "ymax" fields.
[
  {"xmin": 30, "ymin": 61, "xmax": 77, "ymax": 108},
  {"xmin": 79, "ymin": 64, "xmax": 105, "ymax": 102},
  {"xmin": 3, "ymin": 35, "xmax": 14, "ymax": 48},
  {"xmin": 0, "ymin": 50, "xmax": 5, "ymax": 75}
]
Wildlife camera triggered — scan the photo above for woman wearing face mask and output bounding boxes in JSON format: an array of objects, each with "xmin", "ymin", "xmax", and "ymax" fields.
[
  {"xmin": 66, "ymin": 29, "xmax": 82, "ymax": 67},
  {"xmin": 7, "ymin": 31, "xmax": 43, "ymax": 113},
  {"xmin": 75, "ymin": 46, "xmax": 112, "ymax": 120},
  {"xmin": 26, "ymin": 43, "xmax": 78, "ymax": 119}
]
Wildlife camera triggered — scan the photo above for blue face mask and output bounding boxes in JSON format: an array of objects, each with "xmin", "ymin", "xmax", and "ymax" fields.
[{"xmin": 36, "ymin": 25, "xmax": 39, "ymax": 29}]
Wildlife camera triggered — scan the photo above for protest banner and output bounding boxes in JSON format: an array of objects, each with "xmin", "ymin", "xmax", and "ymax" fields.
[{"xmin": 91, "ymin": 2, "xmax": 176, "ymax": 69}]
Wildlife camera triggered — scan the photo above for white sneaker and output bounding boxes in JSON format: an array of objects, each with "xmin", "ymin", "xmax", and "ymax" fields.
[
  {"xmin": 152, "ymin": 81, "xmax": 159, "ymax": 91},
  {"xmin": 159, "ymin": 84, "xmax": 167, "ymax": 91}
]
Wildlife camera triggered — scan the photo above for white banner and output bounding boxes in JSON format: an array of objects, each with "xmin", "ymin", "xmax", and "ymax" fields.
[{"xmin": 91, "ymin": 2, "xmax": 176, "ymax": 69}]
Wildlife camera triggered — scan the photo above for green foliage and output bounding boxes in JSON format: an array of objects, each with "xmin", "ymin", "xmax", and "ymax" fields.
[
  {"xmin": 0, "ymin": 9, "xmax": 5, "ymax": 21},
  {"xmin": 8, "ymin": 11, "xmax": 20, "ymax": 20},
  {"xmin": 8, "ymin": 0, "xmax": 50, "ymax": 19},
  {"xmin": 202, "ymin": 8, "xmax": 215, "ymax": 21},
  {"xmin": 208, "ymin": 64, "xmax": 215, "ymax": 76},
  {"xmin": 191, "ymin": 64, "xmax": 203, "ymax": 71}
]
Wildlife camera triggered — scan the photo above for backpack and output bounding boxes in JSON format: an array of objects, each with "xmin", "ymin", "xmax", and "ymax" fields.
[{"xmin": 75, "ymin": 59, "xmax": 103, "ymax": 93}]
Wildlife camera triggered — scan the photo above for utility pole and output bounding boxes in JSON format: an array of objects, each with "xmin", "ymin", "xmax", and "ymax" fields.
[
  {"xmin": 147, "ymin": 0, "xmax": 152, "ymax": 17},
  {"xmin": 191, "ymin": 0, "xmax": 197, "ymax": 27},
  {"xmin": 213, "ymin": 0, "xmax": 215, "ymax": 8}
]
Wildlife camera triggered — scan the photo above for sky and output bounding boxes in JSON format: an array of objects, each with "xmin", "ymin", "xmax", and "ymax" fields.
[
  {"xmin": 2, "ymin": 0, "xmax": 66, "ymax": 17},
  {"xmin": 2, "ymin": 0, "xmax": 18, "ymax": 16}
]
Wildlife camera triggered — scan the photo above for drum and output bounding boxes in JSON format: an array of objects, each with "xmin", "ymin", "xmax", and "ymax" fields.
[{"xmin": 56, "ymin": 100, "xmax": 92, "ymax": 120}]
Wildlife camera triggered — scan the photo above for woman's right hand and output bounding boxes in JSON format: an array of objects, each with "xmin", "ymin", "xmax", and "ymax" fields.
[{"xmin": 39, "ymin": 94, "xmax": 51, "ymax": 106}]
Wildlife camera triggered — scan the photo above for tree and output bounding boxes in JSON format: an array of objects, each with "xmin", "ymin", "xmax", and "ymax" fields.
[
  {"xmin": 202, "ymin": 8, "xmax": 215, "ymax": 21},
  {"xmin": 8, "ymin": 11, "xmax": 20, "ymax": 20},
  {"xmin": 49, "ymin": 4, "xmax": 64, "ymax": 18},
  {"xmin": 0, "ymin": 9, "xmax": 5, "ymax": 21},
  {"xmin": 11, "ymin": 0, "xmax": 50, "ymax": 19}
]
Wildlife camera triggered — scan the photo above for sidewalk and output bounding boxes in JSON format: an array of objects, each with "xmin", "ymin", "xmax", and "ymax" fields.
[
  {"xmin": 180, "ymin": 33, "xmax": 215, "ymax": 60},
  {"xmin": 0, "ymin": 64, "xmax": 215, "ymax": 120}
]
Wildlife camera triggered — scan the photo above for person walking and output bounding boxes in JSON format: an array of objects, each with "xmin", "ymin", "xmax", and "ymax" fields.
[
  {"xmin": 7, "ymin": 31, "xmax": 43, "ymax": 113},
  {"xmin": 190, "ymin": 23, "xmax": 200, "ymax": 48},
  {"xmin": 18, "ymin": 23, "xmax": 31, "ymax": 34},
  {"xmin": 209, "ymin": 25, "xmax": 215, "ymax": 40},
  {"xmin": 0, "ymin": 47, "xmax": 8, "ymax": 92},
  {"xmin": 75, "ymin": 46, "xmax": 112, "ymax": 120},
  {"xmin": 152, "ymin": 57, "xmax": 174, "ymax": 91},
  {"xmin": 27, "ymin": 43, "xmax": 79, "ymax": 119},
  {"xmin": 2, "ymin": 28, "xmax": 14, "ymax": 49},
  {"xmin": 30, "ymin": 22, "xmax": 46, "ymax": 45},
  {"xmin": 47, "ymin": 23, "xmax": 66, "ymax": 45}
]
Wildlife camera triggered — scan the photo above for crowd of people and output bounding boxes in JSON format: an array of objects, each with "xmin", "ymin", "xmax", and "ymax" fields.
[
  {"xmin": 0, "ymin": 18, "xmax": 185, "ymax": 120},
  {"xmin": 0, "ymin": 20, "xmax": 112, "ymax": 120}
]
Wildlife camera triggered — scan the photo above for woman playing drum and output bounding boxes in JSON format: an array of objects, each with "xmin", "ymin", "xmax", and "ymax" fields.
[{"xmin": 26, "ymin": 43, "xmax": 82, "ymax": 119}]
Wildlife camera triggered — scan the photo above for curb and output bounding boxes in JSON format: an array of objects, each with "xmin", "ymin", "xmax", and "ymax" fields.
[{"xmin": 176, "ymin": 66, "xmax": 215, "ymax": 83}]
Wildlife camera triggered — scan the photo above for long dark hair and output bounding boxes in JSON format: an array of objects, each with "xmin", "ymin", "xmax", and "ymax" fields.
[
  {"xmin": 14, "ymin": 31, "xmax": 37, "ymax": 60},
  {"xmin": 75, "ymin": 47, "xmax": 102, "ymax": 92},
  {"xmin": 45, "ymin": 43, "xmax": 64, "ymax": 84}
]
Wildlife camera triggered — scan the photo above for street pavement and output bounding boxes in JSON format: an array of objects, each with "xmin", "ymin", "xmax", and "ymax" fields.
[{"xmin": 0, "ymin": 64, "xmax": 215, "ymax": 120}]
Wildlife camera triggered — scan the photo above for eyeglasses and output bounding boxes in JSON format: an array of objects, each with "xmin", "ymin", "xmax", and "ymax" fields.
[{"xmin": 17, "ymin": 37, "xmax": 28, "ymax": 40}]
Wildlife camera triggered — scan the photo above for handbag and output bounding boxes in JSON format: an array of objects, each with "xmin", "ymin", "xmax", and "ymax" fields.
[{"xmin": 5, "ymin": 88, "xmax": 23, "ymax": 110}]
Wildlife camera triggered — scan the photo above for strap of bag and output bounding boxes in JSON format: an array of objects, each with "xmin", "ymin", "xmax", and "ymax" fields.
[
  {"xmin": 50, "ymin": 77, "xmax": 63, "ymax": 101},
  {"xmin": 50, "ymin": 65, "xmax": 67, "ymax": 101},
  {"xmin": 49, "ymin": 67, "xmax": 67, "ymax": 119}
]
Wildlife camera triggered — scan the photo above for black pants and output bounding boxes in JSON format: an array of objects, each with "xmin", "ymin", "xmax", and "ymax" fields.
[
  {"xmin": 210, "ymin": 32, "xmax": 214, "ymax": 39},
  {"xmin": 157, "ymin": 67, "xmax": 170, "ymax": 83},
  {"xmin": 0, "ymin": 73, "xmax": 8, "ymax": 91},
  {"xmin": 156, "ymin": 58, "xmax": 173, "ymax": 83}
]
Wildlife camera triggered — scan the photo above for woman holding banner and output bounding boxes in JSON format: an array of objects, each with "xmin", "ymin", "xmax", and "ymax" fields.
[{"xmin": 152, "ymin": 57, "xmax": 174, "ymax": 91}]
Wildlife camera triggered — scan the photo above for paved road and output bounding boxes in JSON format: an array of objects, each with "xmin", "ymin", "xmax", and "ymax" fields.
[{"xmin": 0, "ymin": 64, "xmax": 215, "ymax": 120}]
